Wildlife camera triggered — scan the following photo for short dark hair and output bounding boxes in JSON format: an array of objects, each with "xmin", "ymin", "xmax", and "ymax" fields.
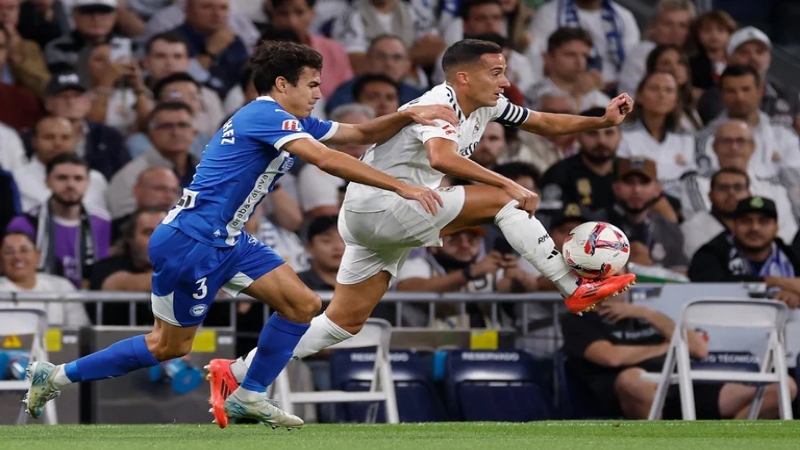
[
  {"xmin": 250, "ymin": 40, "xmax": 323, "ymax": 94},
  {"xmin": 368, "ymin": 34, "xmax": 405, "ymax": 53},
  {"xmin": 352, "ymin": 74, "xmax": 398, "ymax": 100},
  {"xmin": 240, "ymin": 65, "xmax": 253, "ymax": 91},
  {"xmin": 152, "ymin": 72, "xmax": 199, "ymax": 100},
  {"xmin": 306, "ymin": 215, "xmax": 338, "ymax": 242},
  {"xmin": 46, "ymin": 152, "xmax": 89, "ymax": 176},
  {"xmin": 147, "ymin": 101, "xmax": 194, "ymax": 127},
  {"xmin": 145, "ymin": 31, "xmax": 190, "ymax": 55},
  {"xmin": 547, "ymin": 27, "xmax": 593, "ymax": 53},
  {"xmin": 710, "ymin": 168, "xmax": 750, "ymax": 190},
  {"xmin": 271, "ymin": 0, "xmax": 316, "ymax": 9},
  {"xmin": 580, "ymin": 107, "xmax": 606, "ymax": 118},
  {"xmin": 123, "ymin": 206, "xmax": 170, "ymax": 241},
  {"xmin": 494, "ymin": 162, "xmax": 541, "ymax": 188},
  {"xmin": 441, "ymin": 39, "xmax": 503, "ymax": 74},
  {"xmin": 460, "ymin": 0, "xmax": 501, "ymax": 20},
  {"xmin": 719, "ymin": 64, "xmax": 761, "ymax": 88}
]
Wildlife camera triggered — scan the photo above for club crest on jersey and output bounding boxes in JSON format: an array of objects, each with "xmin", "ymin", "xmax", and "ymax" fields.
[{"xmin": 282, "ymin": 119, "xmax": 300, "ymax": 131}]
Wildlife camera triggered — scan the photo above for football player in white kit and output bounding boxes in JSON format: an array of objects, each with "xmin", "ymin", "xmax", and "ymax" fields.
[{"xmin": 207, "ymin": 39, "xmax": 637, "ymax": 408}]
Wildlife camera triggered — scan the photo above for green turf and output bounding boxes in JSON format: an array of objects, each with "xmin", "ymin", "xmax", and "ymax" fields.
[{"xmin": 2, "ymin": 422, "xmax": 799, "ymax": 450}]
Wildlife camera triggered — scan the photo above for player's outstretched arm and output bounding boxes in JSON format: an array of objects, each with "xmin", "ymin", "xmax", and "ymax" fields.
[
  {"xmin": 283, "ymin": 138, "xmax": 444, "ymax": 214},
  {"xmin": 425, "ymin": 138, "xmax": 538, "ymax": 217},
  {"xmin": 518, "ymin": 93, "xmax": 633, "ymax": 136},
  {"xmin": 326, "ymin": 105, "xmax": 458, "ymax": 146}
]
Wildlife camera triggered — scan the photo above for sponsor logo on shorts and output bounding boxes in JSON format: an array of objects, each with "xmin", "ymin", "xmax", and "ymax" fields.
[{"xmin": 190, "ymin": 304, "xmax": 207, "ymax": 317}]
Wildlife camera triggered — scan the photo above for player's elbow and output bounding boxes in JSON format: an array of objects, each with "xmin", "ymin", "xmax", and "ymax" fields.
[{"xmin": 428, "ymin": 149, "xmax": 453, "ymax": 173}]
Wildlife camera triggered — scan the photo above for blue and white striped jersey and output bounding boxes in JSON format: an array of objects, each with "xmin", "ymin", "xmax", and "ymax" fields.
[{"xmin": 163, "ymin": 96, "xmax": 338, "ymax": 247}]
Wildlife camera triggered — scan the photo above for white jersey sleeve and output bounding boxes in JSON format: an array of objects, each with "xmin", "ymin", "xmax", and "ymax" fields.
[
  {"xmin": 487, "ymin": 95, "xmax": 530, "ymax": 127},
  {"xmin": 398, "ymin": 91, "xmax": 460, "ymax": 145}
]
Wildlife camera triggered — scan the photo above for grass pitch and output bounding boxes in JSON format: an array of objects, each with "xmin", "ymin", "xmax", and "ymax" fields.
[{"xmin": 1, "ymin": 422, "xmax": 799, "ymax": 450}]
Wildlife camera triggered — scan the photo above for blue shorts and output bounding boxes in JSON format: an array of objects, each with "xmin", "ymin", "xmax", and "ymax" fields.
[{"xmin": 148, "ymin": 225, "xmax": 285, "ymax": 327}]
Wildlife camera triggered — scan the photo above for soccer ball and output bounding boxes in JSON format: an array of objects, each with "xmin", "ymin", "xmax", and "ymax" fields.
[{"xmin": 561, "ymin": 221, "xmax": 630, "ymax": 279}]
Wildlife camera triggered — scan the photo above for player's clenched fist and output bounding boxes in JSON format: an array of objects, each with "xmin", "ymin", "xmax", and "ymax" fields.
[
  {"xmin": 397, "ymin": 185, "xmax": 445, "ymax": 215},
  {"xmin": 502, "ymin": 182, "xmax": 539, "ymax": 218},
  {"xmin": 602, "ymin": 93, "xmax": 634, "ymax": 126},
  {"xmin": 403, "ymin": 105, "xmax": 459, "ymax": 127}
]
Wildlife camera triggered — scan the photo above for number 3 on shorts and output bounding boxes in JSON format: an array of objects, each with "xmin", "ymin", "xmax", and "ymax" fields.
[{"xmin": 193, "ymin": 277, "xmax": 208, "ymax": 299}]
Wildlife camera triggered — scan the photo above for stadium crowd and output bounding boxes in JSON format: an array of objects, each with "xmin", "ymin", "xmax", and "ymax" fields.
[{"xmin": 1, "ymin": 0, "xmax": 800, "ymax": 421}]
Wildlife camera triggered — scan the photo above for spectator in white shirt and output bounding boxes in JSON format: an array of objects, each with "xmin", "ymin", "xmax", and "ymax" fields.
[
  {"xmin": 618, "ymin": 0, "xmax": 694, "ymax": 96},
  {"xmin": 0, "ymin": 121, "xmax": 27, "ymax": 171},
  {"xmin": 524, "ymin": 27, "xmax": 610, "ymax": 113},
  {"xmin": 618, "ymin": 72, "xmax": 696, "ymax": 199},
  {"xmin": 644, "ymin": 44, "xmax": 702, "ymax": 131},
  {"xmin": 526, "ymin": 0, "xmax": 640, "ymax": 90},
  {"xmin": 297, "ymin": 103, "xmax": 374, "ymax": 218},
  {"xmin": 0, "ymin": 231, "xmax": 90, "ymax": 327},
  {"xmin": 13, "ymin": 115, "xmax": 108, "ymax": 214}
]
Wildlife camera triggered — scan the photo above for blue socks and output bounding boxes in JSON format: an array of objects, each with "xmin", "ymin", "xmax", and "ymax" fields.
[
  {"xmin": 64, "ymin": 335, "xmax": 159, "ymax": 383},
  {"xmin": 241, "ymin": 313, "xmax": 310, "ymax": 393}
]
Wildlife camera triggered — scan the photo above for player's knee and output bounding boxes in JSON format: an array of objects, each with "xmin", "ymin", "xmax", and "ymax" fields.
[{"xmin": 281, "ymin": 291, "xmax": 321, "ymax": 323}]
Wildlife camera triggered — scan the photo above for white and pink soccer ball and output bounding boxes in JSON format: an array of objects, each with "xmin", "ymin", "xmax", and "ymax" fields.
[{"xmin": 562, "ymin": 221, "xmax": 630, "ymax": 279}]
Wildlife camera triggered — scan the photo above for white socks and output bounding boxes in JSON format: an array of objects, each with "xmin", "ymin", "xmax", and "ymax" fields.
[
  {"xmin": 51, "ymin": 365, "xmax": 72, "ymax": 390},
  {"xmin": 233, "ymin": 312, "xmax": 353, "ymax": 384},
  {"xmin": 495, "ymin": 200, "xmax": 579, "ymax": 297}
]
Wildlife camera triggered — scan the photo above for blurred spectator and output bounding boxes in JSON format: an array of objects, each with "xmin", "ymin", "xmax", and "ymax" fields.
[
  {"xmin": 6, "ymin": 153, "xmax": 111, "ymax": 289},
  {"xmin": 618, "ymin": 0, "xmax": 694, "ymax": 96},
  {"xmin": 266, "ymin": 0, "xmax": 353, "ymax": 99},
  {"xmin": 325, "ymin": 35, "xmax": 424, "ymax": 116},
  {"xmin": 483, "ymin": 161, "xmax": 541, "ymax": 255},
  {"xmin": 525, "ymin": 27, "xmax": 609, "ymax": 113},
  {"xmin": 298, "ymin": 103, "xmax": 373, "ymax": 218},
  {"xmin": 256, "ymin": 186, "xmax": 308, "ymax": 272},
  {"xmin": 352, "ymin": 74, "xmax": 399, "ymax": 118},
  {"xmin": 296, "ymin": 215, "xmax": 344, "ymax": 291},
  {"xmin": 689, "ymin": 196, "xmax": 800, "ymax": 286},
  {"xmin": 618, "ymin": 72, "xmax": 696, "ymax": 199},
  {"xmin": 143, "ymin": 0, "xmax": 259, "ymax": 55},
  {"xmin": 681, "ymin": 168, "xmax": 750, "ymax": 261},
  {"xmin": 88, "ymin": 207, "xmax": 167, "ymax": 325},
  {"xmin": 0, "ymin": 1, "xmax": 51, "ymax": 99},
  {"xmin": 396, "ymin": 226, "xmax": 532, "ymax": 328},
  {"xmin": 0, "ymin": 25, "xmax": 45, "ymax": 132},
  {"xmin": 110, "ymin": 166, "xmax": 179, "ymax": 242},
  {"xmin": 682, "ymin": 120, "xmax": 797, "ymax": 243},
  {"xmin": 0, "ymin": 120, "xmax": 27, "ymax": 171},
  {"xmin": 540, "ymin": 107, "xmax": 620, "ymax": 218},
  {"xmin": 644, "ymin": 44, "xmax": 701, "ymax": 131},
  {"xmin": 143, "ymin": 32, "xmax": 225, "ymax": 133},
  {"xmin": 696, "ymin": 65, "xmax": 800, "ymax": 181},
  {"xmin": 108, "ymin": 101, "xmax": 199, "ymax": 219},
  {"xmin": 17, "ymin": 0, "xmax": 71, "ymax": 50},
  {"xmin": 25, "ymin": 72, "xmax": 131, "ymax": 181},
  {"xmin": 83, "ymin": 43, "xmax": 151, "ymax": 135},
  {"xmin": 332, "ymin": 0, "xmax": 444, "ymax": 73},
  {"xmin": 609, "ymin": 157, "xmax": 687, "ymax": 271},
  {"xmin": 561, "ymin": 293, "xmax": 796, "ymax": 419},
  {"xmin": 44, "ymin": 0, "xmax": 132, "ymax": 74},
  {"xmin": 470, "ymin": 122, "xmax": 506, "ymax": 169},
  {"xmin": 168, "ymin": 0, "xmax": 249, "ymax": 100},
  {"xmin": 688, "ymin": 10, "xmax": 736, "ymax": 96},
  {"xmin": 698, "ymin": 26, "xmax": 800, "ymax": 130},
  {"xmin": 14, "ymin": 115, "xmax": 109, "ymax": 213},
  {"xmin": 526, "ymin": 0, "xmax": 640, "ymax": 91},
  {"xmin": 0, "ymin": 231, "xmax": 90, "ymax": 326},
  {"xmin": 0, "ymin": 168, "xmax": 20, "ymax": 230},
  {"xmin": 441, "ymin": 0, "xmax": 534, "ymax": 54}
]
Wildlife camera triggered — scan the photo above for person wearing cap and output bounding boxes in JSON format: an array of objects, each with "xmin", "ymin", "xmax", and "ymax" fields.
[
  {"xmin": 21, "ymin": 72, "xmax": 131, "ymax": 181},
  {"xmin": 697, "ymin": 26, "xmax": 800, "ymax": 130},
  {"xmin": 689, "ymin": 196, "xmax": 800, "ymax": 295},
  {"xmin": 609, "ymin": 156, "xmax": 687, "ymax": 271},
  {"xmin": 43, "ymin": 0, "xmax": 133, "ymax": 75}
]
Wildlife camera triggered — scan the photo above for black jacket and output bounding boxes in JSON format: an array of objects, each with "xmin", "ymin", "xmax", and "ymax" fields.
[{"xmin": 688, "ymin": 232, "xmax": 800, "ymax": 282}]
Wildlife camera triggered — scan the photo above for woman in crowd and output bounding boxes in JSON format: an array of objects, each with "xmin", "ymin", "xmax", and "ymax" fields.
[{"xmin": 646, "ymin": 44, "xmax": 703, "ymax": 131}]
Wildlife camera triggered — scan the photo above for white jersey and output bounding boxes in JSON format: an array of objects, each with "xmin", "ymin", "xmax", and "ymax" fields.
[{"xmin": 343, "ymin": 83, "xmax": 530, "ymax": 211}]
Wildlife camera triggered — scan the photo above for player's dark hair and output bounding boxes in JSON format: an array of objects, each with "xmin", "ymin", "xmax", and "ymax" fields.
[
  {"xmin": 464, "ymin": 32, "xmax": 507, "ymax": 49},
  {"xmin": 580, "ymin": 107, "xmax": 606, "ymax": 118},
  {"xmin": 460, "ymin": 0, "xmax": 501, "ymax": 20},
  {"xmin": 271, "ymin": 0, "xmax": 316, "ymax": 10},
  {"xmin": 494, "ymin": 162, "xmax": 541, "ymax": 189},
  {"xmin": 239, "ymin": 65, "xmax": 253, "ymax": 91},
  {"xmin": 352, "ymin": 74, "xmax": 399, "ymax": 101},
  {"xmin": 441, "ymin": 39, "xmax": 503, "ymax": 74},
  {"xmin": 711, "ymin": 168, "xmax": 750, "ymax": 190},
  {"xmin": 145, "ymin": 31, "xmax": 190, "ymax": 55},
  {"xmin": 46, "ymin": 152, "xmax": 89, "ymax": 176},
  {"xmin": 719, "ymin": 64, "xmax": 761, "ymax": 88},
  {"xmin": 147, "ymin": 101, "xmax": 194, "ymax": 127},
  {"xmin": 250, "ymin": 40, "xmax": 323, "ymax": 94},
  {"xmin": 547, "ymin": 27, "xmax": 593, "ymax": 53},
  {"xmin": 152, "ymin": 72, "xmax": 200, "ymax": 100}
]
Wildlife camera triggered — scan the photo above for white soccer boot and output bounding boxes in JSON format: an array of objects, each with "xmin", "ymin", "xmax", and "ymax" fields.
[
  {"xmin": 23, "ymin": 361, "xmax": 62, "ymax": 419},
  {"xmin": 223, "ymin": 390, "xmax": 304, "ymax": 429}
]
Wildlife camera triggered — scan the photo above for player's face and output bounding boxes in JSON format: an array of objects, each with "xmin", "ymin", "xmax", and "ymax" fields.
[
  {"xmin": 471, "ymin": 122, "xmax": 505, "ymax": 167},
  {"xmin": 283, "ymin": 66, "xmax": 322, "ymax": 118},
  {"xmin": 734, "ymin": 213, "xmax": 778, "ymax": 253},
  {"xmin": 0, "ymin": 234, "xmax": 39, "ymax": 283},
  {"xmin": 465, "ymin": 53, "xmax": 510, "ymax": 107},
  {"xmin": 32, "ymin": 117, "xmax": 77, "ymax": 164},
  {"xmin": 308, "ymin": 227, "xmax": 345, "ymax": 271},
  {"xmin": 709, "ymin": 173, "xmax": 749, "ymax": 213},
  {"xmin": 46, "ymin": 163, "xmax": 89, "ymax": 207},
  {"xmin": 637, "ymin": 72, "xmax": 678, "ymax": 116},
  {"xmin": 131, "ymin": 211, "xmax": 167, "ymax": 268}
]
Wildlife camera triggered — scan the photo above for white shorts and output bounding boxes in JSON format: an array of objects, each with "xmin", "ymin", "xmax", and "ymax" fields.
[{"xmin": 336, "ymin": 186, "xmax": 466, "ymax": 284}]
